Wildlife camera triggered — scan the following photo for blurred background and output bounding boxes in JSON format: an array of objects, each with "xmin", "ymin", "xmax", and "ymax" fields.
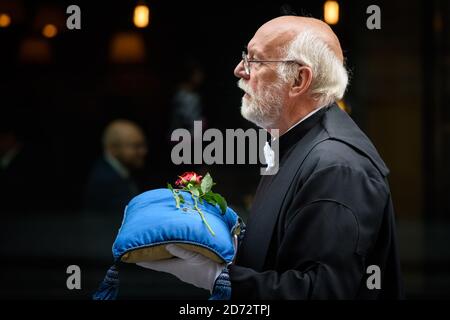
[{"xmin": 0, "ymin": 0, "xmax": 449, "ymax": 299}]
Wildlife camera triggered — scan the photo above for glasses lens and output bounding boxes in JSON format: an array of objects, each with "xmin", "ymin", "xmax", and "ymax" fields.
[{"xmin": 242, "ymin": 51, "xmax": 250, "ymax": 75}]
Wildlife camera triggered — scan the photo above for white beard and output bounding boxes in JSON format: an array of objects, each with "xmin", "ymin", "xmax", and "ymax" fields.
[{"xmin": 238, "ymin": 79, "xmax": 284, "ymax": 129}]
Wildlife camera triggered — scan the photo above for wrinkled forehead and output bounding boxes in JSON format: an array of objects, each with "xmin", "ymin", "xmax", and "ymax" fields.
[{"xmin": 246, "ymin": 25, "xmax": 295, "ymax": 57}]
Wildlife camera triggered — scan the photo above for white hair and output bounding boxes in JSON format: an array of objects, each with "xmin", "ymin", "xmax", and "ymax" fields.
[
  {"xmin": 277, "ymin": 30, "xmax": 349, "ymax": 107},
  {"xmin": 238, "ymin": 78, "xmax": 284, "ymax": 129}
]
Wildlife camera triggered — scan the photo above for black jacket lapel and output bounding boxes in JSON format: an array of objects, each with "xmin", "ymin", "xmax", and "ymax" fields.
[{"xmin": 237, "ymin": 123, "xmax": 329, "ymax": 270}]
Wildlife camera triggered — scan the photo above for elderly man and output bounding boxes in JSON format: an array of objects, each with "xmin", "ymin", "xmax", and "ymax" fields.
[
  {"xmin": 84, "ymin": 119, "xmax": 148, "ymax": 216},
  {"xmin": 142, "ymin": 16, "xmax": 404, "ymax": 299}
]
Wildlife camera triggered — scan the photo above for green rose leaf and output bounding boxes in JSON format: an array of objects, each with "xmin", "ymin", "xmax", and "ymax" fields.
[
  {"xmin": 191, "ymin": 187, "xmax": 200, "ymax": 197},
  {"xmin": 203, "ymin": 193, "xmax": 217, "ymax": 206},
  {"xmin": 212, "ymin": 192, "xmax": 227, "ymax": 214},
  {"xmin": 201, "ymin": 173, "xmax": 213, "ymax": 194}
]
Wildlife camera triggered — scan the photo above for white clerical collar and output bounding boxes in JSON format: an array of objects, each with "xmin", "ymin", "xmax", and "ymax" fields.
[
  {"xmin": 269, "ymin": 105, "xmax": 326, "ymax": 142},
  {"xmin": 104, "ymin": 153, "xmax": 130, "ymax": 179}
]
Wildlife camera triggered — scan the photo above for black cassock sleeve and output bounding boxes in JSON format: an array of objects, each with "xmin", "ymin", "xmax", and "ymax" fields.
[{"xmin": 230, "ymin": 165, "xmax": 388, "ymax": 299}]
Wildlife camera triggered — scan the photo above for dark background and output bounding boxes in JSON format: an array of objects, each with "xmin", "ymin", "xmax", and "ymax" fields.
[{"xmin": 0, "ymin": 0, "xmax": 449, "ymax": 299}]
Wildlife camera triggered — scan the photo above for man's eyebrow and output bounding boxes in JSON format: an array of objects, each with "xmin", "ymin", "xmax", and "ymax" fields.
[{"xmin": 247, "ymin": 46, "xmax": 262, "ymax": 58}]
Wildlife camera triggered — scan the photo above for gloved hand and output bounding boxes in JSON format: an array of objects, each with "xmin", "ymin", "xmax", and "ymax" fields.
[{"xmin": 137, "ymin": 244, "xmax": 225, "ymax": 293}]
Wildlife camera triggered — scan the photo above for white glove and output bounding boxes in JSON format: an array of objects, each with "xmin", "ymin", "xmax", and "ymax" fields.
[{"xmin": 137, "ymin": 244, "xmax": 225, "ymax": 293}]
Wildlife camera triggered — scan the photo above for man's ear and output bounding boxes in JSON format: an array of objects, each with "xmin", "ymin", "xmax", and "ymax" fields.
[{"xmin": 289, "ymin": 67, "xmax": 313, "ymax": 98}]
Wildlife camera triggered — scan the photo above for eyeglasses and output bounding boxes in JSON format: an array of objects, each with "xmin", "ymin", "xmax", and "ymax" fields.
[{"xmin": 241, "ymin": 51, "xmax": 303, "ymax": 75}]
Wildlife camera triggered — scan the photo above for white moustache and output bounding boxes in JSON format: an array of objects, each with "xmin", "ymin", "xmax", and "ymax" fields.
[{"xmin": 237, "ymin": 79, "xmax": 253, "ymax": 96}]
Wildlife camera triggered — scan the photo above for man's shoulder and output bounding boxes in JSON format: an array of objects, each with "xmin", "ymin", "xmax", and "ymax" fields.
[
  {"xmin": 291, "ymin": 140, "xmax": 390, "ymax": 215},
  {"xmin": 308, "ymin": 105, "xmax": 389, "ymax": 178},
  {"xmin": 305, "ymin": 139, "xmax": 382, "ymax": 179}
]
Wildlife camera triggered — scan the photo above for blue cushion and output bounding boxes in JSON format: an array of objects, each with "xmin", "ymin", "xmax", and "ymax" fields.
[{"xmin": 112, "ymin": 188, "xmax": 242, "ymax": 264}]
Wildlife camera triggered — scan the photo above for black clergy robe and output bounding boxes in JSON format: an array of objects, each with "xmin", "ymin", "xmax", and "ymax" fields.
[{"xmin": 229, "ymin": 103, "xmax": 404, "ymax": 299}]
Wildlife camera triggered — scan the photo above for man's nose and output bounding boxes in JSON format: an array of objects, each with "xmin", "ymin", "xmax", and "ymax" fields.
[{"xmin": 234, "ymin": 60, "xmax": 249, "ymax": 79}]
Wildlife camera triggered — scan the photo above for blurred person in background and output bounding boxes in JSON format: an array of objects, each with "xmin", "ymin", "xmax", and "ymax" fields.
[
  {"xmin": 84, "ymin": 119, "xmax": 148, "ymax": 217},
  {"xmin": 170, "ymin": 60, "xmax": 206, "ymax": 135},
  {"xmin": 169, "ymin": 60, "xmax": 209, "ymax": 175}
]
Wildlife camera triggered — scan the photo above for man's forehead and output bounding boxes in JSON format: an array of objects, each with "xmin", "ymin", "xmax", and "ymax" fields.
[{"xmin": 247, "ymin": 27, "xmax": 294, "ymax": 55}]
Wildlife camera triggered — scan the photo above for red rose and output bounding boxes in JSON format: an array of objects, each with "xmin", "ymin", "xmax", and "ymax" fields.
[
  {"xmin": 168, "ymin": 171, "xmax": 227, "ymax": 236},
  {"xmin": 175, "ymin": 172, "xmax": 203, "ymax": 186}
]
